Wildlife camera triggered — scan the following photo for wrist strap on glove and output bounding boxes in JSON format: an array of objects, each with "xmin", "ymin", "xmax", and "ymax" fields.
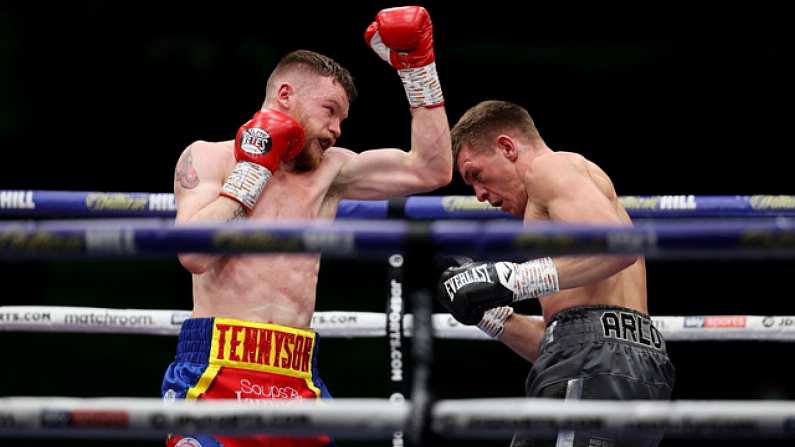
[
  {"xmin": 496, "ymin": 257, "xmax": 560, "ymax": 301},
  {"xmin": 219, "ymin": 161, "xmax": 272, "ymax": 211},
  {"xmin": 477, "ymin": 306, "xmax": 514, "ymax": 339},
  {"xmin": 398, "ymin": 63, "xmax": 444, "ymax": 108}
]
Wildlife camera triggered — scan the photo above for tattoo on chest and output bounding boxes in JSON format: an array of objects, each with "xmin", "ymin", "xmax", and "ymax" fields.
[{"xmin": 175, "ymin": 148, "xmax": 200, "ymax": 189}]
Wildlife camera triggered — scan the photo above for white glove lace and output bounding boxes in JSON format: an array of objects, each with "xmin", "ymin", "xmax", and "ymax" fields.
[{"xmin": 477, "ymin": 306, "xmax": 514, "ymax": 339}]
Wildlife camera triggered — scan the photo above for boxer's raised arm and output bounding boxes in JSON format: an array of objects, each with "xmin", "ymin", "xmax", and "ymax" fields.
[
  {"xmin": 333, "ymin": 108, "xmax": 451, "ymax": 199},
  {"xmin": 332, "ymin": 6, "xmax": 452, "ymax": 200}
]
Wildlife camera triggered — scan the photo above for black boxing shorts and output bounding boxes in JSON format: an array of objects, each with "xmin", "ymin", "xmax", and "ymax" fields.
[{"xmin": 511, "ymin": 305, "xmax": 675, "ymax": 447}]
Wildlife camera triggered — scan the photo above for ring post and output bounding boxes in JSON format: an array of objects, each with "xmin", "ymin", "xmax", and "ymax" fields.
[
  {"xmin": 386, "ymin": 253, "xmax": 407, "ymax": 447},
  {"xmin": 404, "ymin": 222, "xmax": 436, "ymax": 447},
  {"xmin": 407, "ymin": 289, "xmax": 434, "ymax": 447}
]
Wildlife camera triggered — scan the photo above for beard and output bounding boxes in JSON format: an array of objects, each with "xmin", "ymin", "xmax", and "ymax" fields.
[{"xmin": 290, "ymin": 141, "xmax": 322, "ymax": 171}]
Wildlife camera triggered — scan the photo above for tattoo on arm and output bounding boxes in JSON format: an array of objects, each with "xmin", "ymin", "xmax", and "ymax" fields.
[
  {"xmin": 227, "ymin": 206, "xmax": 246, "ymax": 222},
  {"xmin": 175, "ymin": 148, "xmax": 200, "ymax": 189}
]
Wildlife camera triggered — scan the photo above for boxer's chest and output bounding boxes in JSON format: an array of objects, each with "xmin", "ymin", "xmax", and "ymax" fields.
[{"xmin": 249, "ymin": 168, "xmax": 336, "ymax": 220}]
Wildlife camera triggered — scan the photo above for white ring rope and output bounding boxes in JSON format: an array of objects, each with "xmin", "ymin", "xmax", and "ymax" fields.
[
  {"xmin": 431, "ymin": 398, "xmax": 795, "ymax": 439},
  {"xmin": 1, "ymin": 306, "xmax": 794, "ymax": 341},
  {"xmin": 0, "ymin": 397, "xmax": 405, "ymax": 439},
  {"xmin": 1, "ymin": 397, "xmax": 795, "ymax": 439}
]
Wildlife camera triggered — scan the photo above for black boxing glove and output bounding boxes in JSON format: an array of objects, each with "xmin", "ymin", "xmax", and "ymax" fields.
[{"xmin": 437, "ymin": 258, "xmax": 560, "ymax": 326}]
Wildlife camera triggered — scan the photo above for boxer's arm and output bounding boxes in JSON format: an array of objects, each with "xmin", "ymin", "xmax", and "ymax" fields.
[
  {"xmin": 332, "ymin": 106, "xmax": 451, "ymax": 199},
  {"xmin": 436, "ymin": 156, "xmax": 638, "ymax": 331},
  {"xmin": 529, "ymin": 154, "xmax": 639, "ymax": 288},
  {"xmin": 174, "ymin": 142, "xmax": 244, "ymax": 274},
  {"xmin": 332, "ymin": 5, "xmax": 451, "ymax": 200},
  {"xmin": 497, "ymin": 313, "xmax": 546, "ymax": 363}
]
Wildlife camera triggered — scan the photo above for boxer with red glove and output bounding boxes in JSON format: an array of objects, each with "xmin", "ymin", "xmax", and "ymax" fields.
[
  {"xmin": 220, "ymin": 109, "xmax": 305, "ymax": 212},
  {"xmin": 365, "ymin": 6, "xmax": 444, "ymax": 108}
]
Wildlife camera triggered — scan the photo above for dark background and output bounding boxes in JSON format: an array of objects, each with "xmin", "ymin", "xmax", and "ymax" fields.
[{"xmin": 1, "ymin": 1, "xmax": 793, "ymax": 446}]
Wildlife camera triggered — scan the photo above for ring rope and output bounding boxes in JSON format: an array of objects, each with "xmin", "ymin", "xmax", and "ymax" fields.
[
  {"xmin": 4, "ymin": 192, "xmax": 794, "ymax": 443},
  {"xmin": 2, "ymin": 217, "xmax": 795, "ymax": 259},
  {"xmin": 2, "ymin": 190, "xmax": 795, "ymax": 219},
  {"xmin": 0, "ymin": 397, "xmax": 406, "ymax": 439},
  {"xmin": 2, "ymin": 306, "xmax": 793, "ymax": 341},
  {"xmin": 2, "ymin": 397, "xmax": 795, "ymax": 439}
]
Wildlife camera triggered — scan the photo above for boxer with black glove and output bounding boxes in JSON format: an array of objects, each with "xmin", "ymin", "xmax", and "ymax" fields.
[
  {"xmin": 438, "ymin": 258, "xmax": 558, "ymax": 337},
  {"xmin": 443, "ymin": 99, "xmax": 674, "ymax": 447}
]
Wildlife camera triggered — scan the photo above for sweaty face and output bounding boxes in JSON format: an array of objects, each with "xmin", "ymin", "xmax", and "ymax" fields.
[
  {"xmin": 290, "ymin": 76, "xmax": 349, "ymax": 170},
  {"xmin": 457, "ymin": 145, "xmax": 528, "ymax": 217}
]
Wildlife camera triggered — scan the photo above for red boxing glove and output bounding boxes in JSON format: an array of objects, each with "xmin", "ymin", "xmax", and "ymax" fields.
[
  {"xmin": 365, "ymin": 6, "xmax": 444, "ymax": 108},
  {"xmin": 235, "ymin": 109, "xmax": 305, "ymax": 171},
  {"xmin": 365, "ymin": 6, "xmax": 435, "ymax": 69},
  {"xmin": 220, "ymin": 109, "xmax": 305, "ymax": 211}
]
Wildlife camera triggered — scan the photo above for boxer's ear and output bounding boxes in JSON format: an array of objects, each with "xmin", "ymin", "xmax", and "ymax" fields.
[{"xmin": 496, "ymin": 135, "xmax": 519, "ymax": 161}]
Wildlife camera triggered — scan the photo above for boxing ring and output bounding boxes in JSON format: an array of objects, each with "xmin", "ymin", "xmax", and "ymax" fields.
[{"xmin": 2, "ymin": 190, "xmax": 795, "ymax": 444}]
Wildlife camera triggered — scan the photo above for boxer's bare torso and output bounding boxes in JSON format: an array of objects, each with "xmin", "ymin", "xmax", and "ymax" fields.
[
  {"xmin": 521, "ymin": 152, "xmax": 646, "ymax": 322},
  {"xmin": 178, "ymin": 140, "xmax": 358, "ymax": 328}
]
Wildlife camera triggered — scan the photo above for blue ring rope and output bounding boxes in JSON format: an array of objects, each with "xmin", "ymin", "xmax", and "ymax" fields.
[
  {"xmin": 2, "ymin": 190, "xmax": 795, "ymax": 219},
  {"xmin": 1, "ymin": 217, "xmax": 794, "ymax": 260}
]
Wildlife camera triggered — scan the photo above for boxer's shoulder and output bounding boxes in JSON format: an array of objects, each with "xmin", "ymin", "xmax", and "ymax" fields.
[
  {"xmin": 324, "ymin": 146, "xmax": 356, "ymax": 162},
  {"xmin": 179, "ymin": 140, "xmax": 234, "ymax": 163},
  {"xmin": 177, "ymin": 140, "xmax": 234, "ymax": 179},
  {"xmin": 318, "ymin": 146, "xmax": 356, "ymax": 179}
]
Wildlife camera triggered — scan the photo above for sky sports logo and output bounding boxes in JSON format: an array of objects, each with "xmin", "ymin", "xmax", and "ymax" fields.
[{"xmin": 684, "ymin": 316, "xmax": 747, "ymax": 329}]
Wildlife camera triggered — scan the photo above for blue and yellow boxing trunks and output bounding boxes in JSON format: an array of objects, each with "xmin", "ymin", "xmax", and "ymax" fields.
[{"xmin": 161, "ymin": 317, "xmax": 336, "ymax": 447}]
